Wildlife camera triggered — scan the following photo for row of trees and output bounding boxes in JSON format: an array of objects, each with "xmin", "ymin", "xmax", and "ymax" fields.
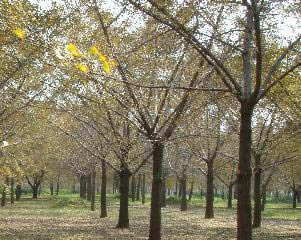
[{"xmin": 0, "ymin": 1, "xmax": 300, "ymax": 240}]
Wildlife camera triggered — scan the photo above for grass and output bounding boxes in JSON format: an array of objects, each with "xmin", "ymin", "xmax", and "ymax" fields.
[{"xmin": 0, "ymin": 192, "xmax": 300, "ymax": 240}]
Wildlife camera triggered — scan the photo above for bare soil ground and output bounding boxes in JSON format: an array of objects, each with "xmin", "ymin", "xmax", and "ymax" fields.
[{"xmin": 0, "ymin": 196, "xmax": 300, "ymax": 240}]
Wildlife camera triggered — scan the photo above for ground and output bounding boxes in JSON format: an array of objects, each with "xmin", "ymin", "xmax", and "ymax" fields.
[{"xmin": 0, "ymin": 194, "xmax": 300, "ymax": 240}]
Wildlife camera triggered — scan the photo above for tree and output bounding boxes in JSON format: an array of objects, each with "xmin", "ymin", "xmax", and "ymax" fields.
[{"xmin": 127, "ymin": 1, "xmax": 300, "ymax": 239}]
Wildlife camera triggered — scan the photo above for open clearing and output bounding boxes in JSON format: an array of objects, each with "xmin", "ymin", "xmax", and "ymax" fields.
[{"xmin": 0, "ymin": 195, "xmax": 300, "ymax": 240}]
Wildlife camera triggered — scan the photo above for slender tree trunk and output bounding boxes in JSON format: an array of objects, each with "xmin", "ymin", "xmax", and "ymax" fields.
[
  {"xmin": 189, "ymin": 181, "xmax": 194, "ymax": 201},
  {"xmin": 228, "ymin": 184, "xmax": 233, "ymax": 208},
  {"xmin": 253, "ymin": 156, "xmax": 262, "ymax": 228},
  {"xmin": 237, "ymin": 103, "xmax": 253, "ymax": 240},
  {"xmin": 10, "ymin": 177, "xmax": 15, "ymax": 204},
  {"xmin": 200, "ymin": 188, "xmax": 203, "ymax": 199},
  {"xmin": 261, "ymin": 185, "xmax": 267, "ymax": 211},
  {"xmin": 178, "ymin": 180, "xmax": 182, "ymax": 197},
  {"xmin": 149, "ymin": 141, "xmax": 164, "ymax": 240},
  {"xmin": 161, "ymin": 176, "xmax": 166, "ymax": 208},
  {"xmin": 91, "ymin": 171, "xmax": 96, "ymax": 211},
  {"xmin": 100, "ymin": 159, "xmax": 107, "ymax": 218},
  {"xmin": 80, "ymin": 175, "xmax": 87, "ymax": 199},
  {"xmin": 116, "ymin": 168, "xmax": 131, "ymax": 228},
  {"xmin": 180, "ymin": 176, "xmax": 187, "ymax": 211},
  {"xmin": 142, "ymin": 173, "xmax": 146, "ymax": 204},
  {"xmin": 205, "ymin": 161, "xmax": 214, "ymax": 218},
  {"xmin": 221, "ymin": 186, "xmax": 225, "ymax": 200},
  {"xmin": 1, "ymin": 177, "xmax": 9, "ymax": 207},
  {"xmin": 56, "ymin": 179, "xmax": 59, "ymax": 196},
  {"xmin": 293, "ymin": 187, "xmax": 297, "ymax": 209},
  {"xmin": 175, "ymin": 177, "xmax": 178, "ymax": 196},
  {"xmin": 131, "ymin": 175, "xmax": 136, "ymax": 202},
  {"xmin": 87, "ymin": 173, "xmax": 92, "ymax": 201},
  {"xmin": 50, "ymin": 181, "xmax": 54, "ymax": 195},
  {"xmin": 16, "ymin": 184, "xmax": 21, "ymax": 201},
  {"xmin": 39, "ymin": 184, "xmax": 42, "ymax": 196},
  {"xmin": 136, "ymin": 174, "xmax": 141, "ymax": 201}
]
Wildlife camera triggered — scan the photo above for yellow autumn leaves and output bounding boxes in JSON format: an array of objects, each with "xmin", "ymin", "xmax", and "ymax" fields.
[
  {"xmin": 13, "ymin": 28, "xmax": 26, "ymax": 40},
  {"xmin": 66, "ymin": 43, "xmax": 116, "ymax": 75}
]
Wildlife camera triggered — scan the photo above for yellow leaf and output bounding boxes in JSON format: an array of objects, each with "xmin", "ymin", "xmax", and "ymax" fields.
[
  {"xmin": 109, "ymin": 60, "xmax": 117, "ymax": 68},
  {"xmin": 76, "ymin": 64, "xmax": 89, "ymax": 72},
  {"xmin": 88, "ymin": 46, "xmax": 99, "ymax": 56},
  {"xmin": 103, "ymin": 61, "xmax": 110, "ymax": 74},
  {"xmin": 98, "ymin": 54, "xmax": 107, "ymax": 63},
  {"xmin": 14, "ymin": 28, "xmax": 25, "ymax": 40},
  {"xmin": 66, "ymin": 43, "xmax": 82, "ymax": 58}
]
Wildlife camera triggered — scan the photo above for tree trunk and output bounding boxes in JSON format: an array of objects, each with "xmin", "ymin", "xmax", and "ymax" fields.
[
  {"xmin": 80, "ymin": 175, "xmax": 87, "ymax": 199},
  {"xmin": 16, "ymin": 184, "xmax": 21, "ymax": 201},
  {"xmin": 87, "ymin": 173, "xmax": 92, "ymax": 201},
  {"xmin": 136, "ymin": 174, "xmax": 141, "ymax": 201},
  {"xmin": 237, "ymin": 103, "xmax": 253, "ymax": 240},
  {"xmin": 56, "ymin": 179, "xmax": 59, "ymax": 196},
  {"xmin": 142, "ymin": 173, "xmax": 146, "ymax": 204},
  {"xmin": 189, "ymin": 181, "xmax": 194, "ymax": 201},
  {"xmin": 116, "ymin": 168, "xmax": 131, "ymax": 228},
  {"xmin": 131, "ymin": 175, "xmax": 136, "ymax": 202},
  {"xmin": 50, "ymin": 181, "xmax": 54, "ymax": 195},
  {"xmin": 161, "ymin": 176, "xmax": 166, "ymax": 208},
  {"xmin": 39, "ymin": 184, "xmax": 42, "ymax": 196},
  {"xmin": 32, "ymin": 186, "xmax": 38, "ymax": 199},
  {"xmin": 261, "ymin": 185, "xmax": 266, "ymax": 211},
  {"xmin": 180, "ymin": 176, "xmax": 187, "ymax": 211},
  {"xmin": 149, "ymin": 141, "xmax": 164, "ymax": 240},
  {"xmin": 175, "ymin": 177, "xmax": 178, "ymax": 196},
  {"xmin": 205, "ymin": 161, "xmax": 214, "ymax": 218},
  {"xmin": 253, "ymin": 156, "xmax": 262, "ymax": 228},
  {"xmin": 10, "ymin": 177, "xmax": 15, "ymax": 204},
  {"xmin": 1, "ymin": 177, "xmax": 9, "ymax": 207},
  {"xmin": 91, "ymin": 171, "xmax": 96, "ymax": 211},
  {"xmin": 100, "ymin": 159, "xmax": 107, "ymax": 218},
  {"xmin": 228, "ymin": 184, "xmax": 233, "ymax": 208}
]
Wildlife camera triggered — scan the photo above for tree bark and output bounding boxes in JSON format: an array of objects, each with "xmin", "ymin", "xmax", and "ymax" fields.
[
  {"xmin": 1, "ymin": 177, "xmax": 9, "ymax": 207},
  {"xmin": 80, "ymin": 175, "xmax": 87, "ymax": 199},
  {"xmin": 237, "ymin": 103, "xmax": 253, "ymax": 240},
  {"xmin": 205, "ymin": 161, "xmax": 214, "ymax": 218},
  {"xmin": 228, "ymin": 184, "xmax": 233, "ymax": 208},
  {"xmin": 91, "ymin": 170, "xmax": 96, "ymax": 211},
  {"xmin": 87, "ymin": 173, "xmax": 92, "ymax": 201},
  {"xmin": 10, "ymin": 177, "xmax": 15, "ymax": 204},
  {"xmin": 142, "ymin": 173, "xmax": 146, "ymax": 204},
  {"xmin": 100, "ymin": 159, "xmax": 107, "ymax": 218},
  {"xmin": 32, "ymin": 186, "xmax": 39, "ymax": 199},
  {"xmin": 261, "ymin": 185, "xmax": 267, "ymax": 211},
  {"xmin": 56, "ymin": 178, "xmax": 59, "ymax": 196},
  {"xmin": 136, "ymin": 174, "xmax": 141, "ymax": 201},
  {"xmin": 50, "ymin": 181, "xmax": 54, "ymax": 195},
  {"xmin": 116, "ymin": 168, "xmax": 131, "ymax": 228},
  {"xmin": 149, "ymin": 141, "xmax": 164, "ymax": 240},
  {"xmin": 131, "ymin": 175, "xmax": 136, "ymax": 202},
  {"xmin": 180, "ymin": 176, "xmax": 187, "ymax": 211},
  {"xmin": 189, "ymin": 181, "xmax": 194, "ymax": 201},
  {"xmin": 253, "ymin": 156, "xmax": 262, "ymax": 228},
  {"xmin": 16, "ymin": 184, "xmax": 21, "ymax": 201}
]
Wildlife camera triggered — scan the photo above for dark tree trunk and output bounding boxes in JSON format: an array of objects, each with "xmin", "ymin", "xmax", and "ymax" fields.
[
  {"xmin": 253, "ymin": 156, "xmax": 262, "ymax": 228},
  {"xmin": 161, "ymin": 176, "xmax": 166, "ymax": 208},
  {"xmin": 149, "ymin": 141, "xmax": 164, "ymax": 240},
  {"xmin": 56, "ymin": 179, "xmax": 59, "ymax": 196},
  {"xmin": 234, "ymin": 183, "xmax": 238, "ymax": 200},
  {"xmin": 142, "ymin": 173, "xmax": 146, "ymax": 204},
  {"xmin": 237, "ymin": 103, "xmax": 253, "ymax": 240},
  {"xmin": 1, "ymin": 177, "xmax": 9, "ymax": 207},
  {"xmin": 180, "ymin": 176, "xmax": 187, "ymax": 211},
  {"xmin": 16, "ymin": 184, "xmax": 21, "ymax": 201},
  {"xmin": 32, "ymin": 186, "xmax": 38, "ymax": 199},
  {"xmin": 292, "ymin": 184, "xmax": 297, "ymax": 209},
  {"xmin": 221, "ymin": 186, "xmax": 225, "ymax": 200},
  {"xmin": 91, "ymin": 171, "xmax": 96, "ymax": 211},
  {"xmin": 189, "ymin": 181, "xmax": 194, "ymax": 201},
  {"xmin": 175, "ymin": 177, "xmax": 178, "ymax": 196},
  {"xmin": 39, "ymin": 184, "xmax": 42, "ymax": 196},
  {"xmin": 167, "ymin": 188, "xmax": 171, "ymax": 196},
  {"xmin": 178, "ymin": 180, "xmax": 182, "ymax": 197},
  {"xmin": 50, "ymin": 181, "xmax": 54, "ymax": 195},
  {"xmin": 87, "ymin": 173, "xmax": 92, "ymax": 201},
  {"xmin": 131, "ymin": 175, "xmax": 136, "ymax": 202},
  {"xmin": 200, "ymin": 188, "xmax": 203, "ymax": 199},
  {"xmin": 116, "ymin": 168, "xmax": 131, "ymax": 228},
  {"xmin": 275, "ymin": 188, "xmax": 279, "ymax": 198},
  {"xmin": 100, "ymin": 159, "xmax": 107, "ymax": 218},
  {"xmin": 205, "ymin": 161, "xmax": 214, "ymax": 218},
  {"xmin": 228, "ymin": 184, "xmax": 233, "ymax": 208},
  {"xmin": 261, "ymin": 185, "xmax": 267, "ymax": 211},
  {"xmin": 80, "ymin": 175, "xmax": 87, "ymax": 199},
  {"xmin": 297, "ymin": 191, "xmax": 301, "ymax": 202},
  {"xmin": 10, "ymin": 177, "xmax": 15, "ymax": 204},
  {"xmin": 136, "ymin": 174, "xmax": 141, "ymax": 201}
]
